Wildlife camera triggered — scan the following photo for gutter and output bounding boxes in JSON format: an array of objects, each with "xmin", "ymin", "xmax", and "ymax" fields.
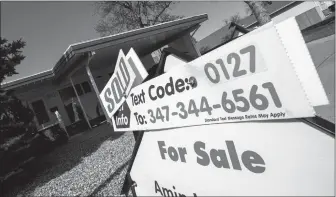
[
  {"xmin": 1, "ymin": 70, "xmax": 54, "ymax": 90},
  {"xmin": 71, "ymin": 14, "xmax": 207, "ymax": 53},
  {"xmin": 53, "ymin": 14, "xmax": 207, "ymax": 78},
  {"xmin": 2, "ymin": 14, "xmax": 208, "ymax": 90}
]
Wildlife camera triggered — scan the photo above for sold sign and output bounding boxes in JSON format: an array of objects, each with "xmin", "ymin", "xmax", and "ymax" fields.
[{"xmin": 100, "ymin": 48, "xmax": 148, "ymax": 122}]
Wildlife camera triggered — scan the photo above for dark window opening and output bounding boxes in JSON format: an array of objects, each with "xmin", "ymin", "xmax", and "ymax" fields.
[
  {"xmin": 65, "ymin": 103, "xmax": 84, "ymax": 123},
  {"xmin": 58, "ymin": 81, "xmax": 91, "ymax": 102},
  {"xmin": 75, "ymin": 84, "xmax": 83, "ymax": 96},
  {"xmin": 31, "ymin": 99, "xmax": 50, "ymax": 125},
  {"xmin": 59, "ymin": 86, "xmax": 76, "ymax": 101},
  {"xmin": 82, "ymin": 81, "xmax": 92, "ymax": 93}
]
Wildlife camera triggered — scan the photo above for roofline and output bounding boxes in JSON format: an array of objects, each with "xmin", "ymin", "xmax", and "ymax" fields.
[
  {"xmin": 70, "ymin": 13, "xmax": 208, "ymax": 49},
  {"xmin": 1, "ymin": 70, "xmax": 54, "ymax": 89},
  {"xmin": 245, "ymin": 1, "xmax": 302, "ymax": 28},
  {"xmin": 1, "ymin": 14, "xmax": 208, "ymax": 90},
  {"xmin": 53, "ymin": 13, "xmax": 207, "ymax": 79}
]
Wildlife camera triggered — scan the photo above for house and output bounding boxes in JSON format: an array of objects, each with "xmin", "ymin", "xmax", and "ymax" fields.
[
  {"xmin": 197, "ymin": 1, "xmax": 332, "ymax": 54},
  {"xmin": 1, "ymin": 14, "xmax": 207, "ymax": 132}
]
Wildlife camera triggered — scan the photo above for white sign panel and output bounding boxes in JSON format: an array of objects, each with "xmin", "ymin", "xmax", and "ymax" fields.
[
  {"xmin": 113, "ymin": 18, "xmax": 327, "ymax": 131},
  {"xmin": 125, "ymin": 48, "xmax": 149, "ymax": 86},
  {"xmin": 164, "ymin": 54, "xmax": 188, "ymax": 73},
  {"xmin": 130, "ymin": 121, "xmax": 334, "ymax": 196},
  {"xmin": 100, "ymin": 48, "xmax": 148, "ymax": 122}
]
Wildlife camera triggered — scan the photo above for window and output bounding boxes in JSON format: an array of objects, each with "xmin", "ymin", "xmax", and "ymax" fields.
[
  {"xmin": 75, "ymin": 84, "xmax": 83, "ymax": 96},
  {"xmin": 31, "ymin": 99, "xmax": 50, "ymax": 125},
  {"xmin": 59, "ymin": 86, "xmax": 76, "ymax": 101},
  {"xmin": 81, "ymin": 81, "xmax": 92, "ymax": 93},
  {"xmin": 65, "ymin": 102, "xmax": 84, "ymax": 123},
  {"xmin": 58, "ymin": 81, "xmax": 91, "ymax": 102}
]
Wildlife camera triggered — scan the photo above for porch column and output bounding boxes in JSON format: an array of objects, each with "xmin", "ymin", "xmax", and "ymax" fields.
[
  {"xmin": 85, "ymin": 51, "xmax": 112, "ymax": 125},
  {"xmin": 70, "ymin": 77, "xmax": 92, "ymax": 130}
]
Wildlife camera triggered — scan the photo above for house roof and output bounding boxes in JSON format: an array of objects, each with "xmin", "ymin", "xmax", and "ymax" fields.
[
  {"xmin": 197, "ymin": 1, "xmax": 301, "ymax": 54},
  {"xmin": 2, "ymin": 14, "xmax": 208, "ymax": 90},
  {"xmin": 239, "ymin": 1, "xmax": 301, "ymax": 28}
]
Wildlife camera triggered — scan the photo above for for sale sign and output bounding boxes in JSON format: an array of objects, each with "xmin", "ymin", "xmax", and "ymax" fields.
[
  {"xmin": 100, "ymin": 48, "xmax": 148, "ymax": 123},
  {"xmin": 130, "ymin": 121, "xmax": 334, "ymax": 196},
  {"xmin": 112, "ymin": 18, "xmax": 328, "ymax": 132}
]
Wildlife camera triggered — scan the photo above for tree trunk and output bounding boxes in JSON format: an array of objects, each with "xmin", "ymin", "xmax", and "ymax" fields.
[{"xmin": 244, "ymin": 1, "xmax": 271, "ymax": 26}]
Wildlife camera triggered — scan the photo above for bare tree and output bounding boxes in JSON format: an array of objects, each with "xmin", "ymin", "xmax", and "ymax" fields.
[
  {"xmin": 224, "ymin": 13, "xmax": 241, "ymax": 25},
  {"xmin": 244, "ymin": 1, "xmax": 272, "ymax": 26},
  {"xmin": 245, "ymin": 1, "xmax": 272, "ymax": 15},
  {"xmin": 94, "ymin": 1, "xmax": 183, "ymax": 36}
]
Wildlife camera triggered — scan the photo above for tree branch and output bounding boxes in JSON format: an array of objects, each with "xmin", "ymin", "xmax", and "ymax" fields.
[
  {"xmin": 94, "ymin": 1, "xmax": 180, "ymax": 35},
  {"xmin": 152, "ymin": 2, "xmax": 172, "ymax": 25}
]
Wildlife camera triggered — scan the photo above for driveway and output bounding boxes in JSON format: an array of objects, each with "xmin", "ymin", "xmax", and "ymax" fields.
[{"xmin": 3, "ymin": 124, "xmax": 135, "ymax": 196}]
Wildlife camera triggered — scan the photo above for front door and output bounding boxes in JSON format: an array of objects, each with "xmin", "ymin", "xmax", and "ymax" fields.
[{"xmin": 31, "ymin": 99, "xmax": 50, "ymax": 125}]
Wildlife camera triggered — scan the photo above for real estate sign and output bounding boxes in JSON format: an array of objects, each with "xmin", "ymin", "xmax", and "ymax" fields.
[
  {"xmin": 122, "ymin": 17, "xmax": 333, "ymax": 197},
  {"xmin": 100, "ymin": 48, "xmax": 148, "ymax": 123},
  {"xmin": 112, "ymin": 18, "xmax": 328, "ymax": 132},
  {"xmin": 130, "ymin": 121, "xmax": 334, "ymax": 196}
]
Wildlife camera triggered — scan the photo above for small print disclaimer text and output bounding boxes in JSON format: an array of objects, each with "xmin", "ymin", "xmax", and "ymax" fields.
[{"xmin": 205, "ymin": 112, "xmax": 286, "ymax": 123}]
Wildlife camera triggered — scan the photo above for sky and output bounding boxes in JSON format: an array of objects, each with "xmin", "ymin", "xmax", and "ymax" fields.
[{"xmin": 1, "ymin": 1, "xmax": 248, "ymax": 83}]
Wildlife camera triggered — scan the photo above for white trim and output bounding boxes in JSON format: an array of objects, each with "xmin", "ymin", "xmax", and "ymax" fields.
[
  {"xmin": 68, "ymin": 13, "xmax": 208, "ymax": 48},
  {"xmin": 1, "ymin": 69, "xmax": 53, "ymax": 86}
]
